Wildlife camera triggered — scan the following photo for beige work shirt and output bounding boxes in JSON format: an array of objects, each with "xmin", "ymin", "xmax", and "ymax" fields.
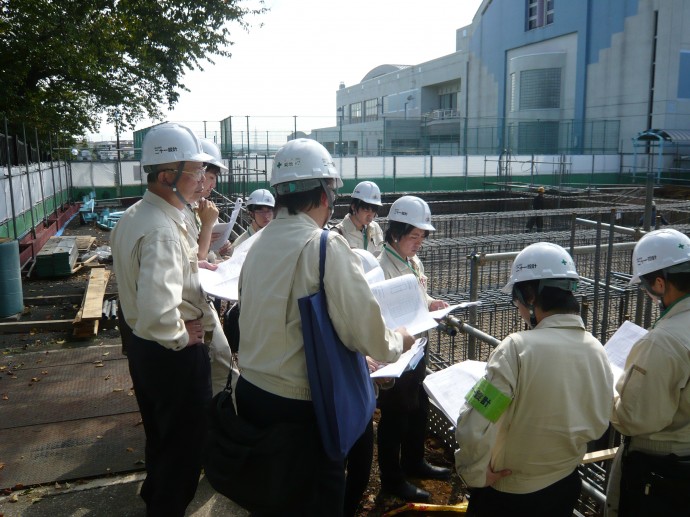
[
  {"xmin": 611, "ymin": 295, "xmax": 690, "ymax": 455},
  {"xmin": 111, "ymin": 191, "xmax": 216, "ymax": 351},
  {"xmin": 455, "ymin": 313, "xmax": 613, "ymax": 493},
  {"xmin": 334, "ymin": 214, "xmax": 384, "ymax": 256},
  {"xmin": 378, "ymin": 244, "xmax": 434, "ymax": 307},
  {"xmin": 237, "ymin": 209, "xmax": 403, "ymax": 400}
]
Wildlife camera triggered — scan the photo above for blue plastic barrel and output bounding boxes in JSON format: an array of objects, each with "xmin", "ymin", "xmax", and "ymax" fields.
[{"xmin": 0, "ymin": 239, "xmax": 24, "ymax": 318}]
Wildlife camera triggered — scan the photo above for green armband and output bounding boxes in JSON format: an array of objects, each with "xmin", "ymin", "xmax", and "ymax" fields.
[{"xmin": 464, "ymin": 378, "xmax": 512, "ymax": 423}]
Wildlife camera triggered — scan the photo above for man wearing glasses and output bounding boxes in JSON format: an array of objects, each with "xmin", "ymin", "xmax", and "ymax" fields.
[
  {"xmin": 334, "ymin": 180, "xmax": 385, "ymax": 257},
  {"xmin": 111, "ymin": 122, "xmax": 217, "ymax": 517}
]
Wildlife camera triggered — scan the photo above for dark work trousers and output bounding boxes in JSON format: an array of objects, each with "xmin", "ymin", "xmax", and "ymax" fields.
[
  {"xmin": 127, "ymin": 335, "xmax": 212, "ymax": 517},
  {"xmin": 467, "ymin": 468, "xmax": 581, "ymax": 517},
  {"xmin": 344, "ymin": 418, "xmax": 374, "ymax": 517},
  {"xmin": 377, "ymin": 360, "xmax": 428, "ymax": 486},
  {"xmin": 236, "ymin": 376, "xmax": 345, "ymax": 517}
]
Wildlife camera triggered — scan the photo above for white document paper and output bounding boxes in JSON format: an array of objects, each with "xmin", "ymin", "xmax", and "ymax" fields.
[
  {"xmin": 210, "ymin": 198, "xmax": 243, "ymax": 252},
  {"xmin": 429, "ymin": 302, "xmax": 481, "ymax": 320},
  {"xmin": 604, "ymin": 320, "xmax": 648, "ymax": 392},
  {"xmin": 370, "ymin": 338, "xmax": 427, "ymax": 378},
  {"xmin": 423, "ymin": 360, "xmax": 487, "ymax": 426},
  {"xmin": 369, "ymin": 274, "xmax": 439, "ymax": 336},
  {"xmin": 199, "ymin": 230, "xmax": 261, "ymax": 301}
]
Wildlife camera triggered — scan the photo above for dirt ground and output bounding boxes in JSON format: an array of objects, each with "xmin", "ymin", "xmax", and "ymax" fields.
[{"xmin": 0, "ymin": 215, "xmax": 467, "ymax": 515}]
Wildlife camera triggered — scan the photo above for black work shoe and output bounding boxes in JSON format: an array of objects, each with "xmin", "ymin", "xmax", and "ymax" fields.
[
  {"xmin": 404, "ymin": 460, "xmax": 452, "ymax": 480},
  {"xmin": 382, "ymin": 480, "xmax": 430, "ymax": 502}
]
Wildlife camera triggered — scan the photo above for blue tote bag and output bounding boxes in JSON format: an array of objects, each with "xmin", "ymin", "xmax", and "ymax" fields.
[{"xmin": 299, "ymin": 229, "xmax": 376, "ymax": 462}]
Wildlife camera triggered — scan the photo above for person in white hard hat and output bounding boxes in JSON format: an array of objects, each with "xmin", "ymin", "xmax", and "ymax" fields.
[
  {"xmin": 235, "ymin": 138, "xmax": 414, "ymax": 514},
  {"xmin": 179, "ymin": 139, "xmax": 233, "ymax": 395},
  {"xmin": 606, "ymin": 228, "xmax": 690, "ymax": 517},
  {"xmin": 196, "ymin": 139, "xmax": 231, "ymax": 261},
  {"xmin": 111, "ymin": 122, "xmax": 217, "ymax": 517},
  {"xmin": 334, "ymin": 180, "xmax": 385, "ymax": 257},
  {"xmin": 455, "ymin": 242, "xmax": 613, "ymax": 517},
  {"xmin": 376, "ymin": 195, "xmax": 451, "ymax": 502},
  {"xmin": 231, "ymin": 188, "xmax": 275, "ymax": 250}
]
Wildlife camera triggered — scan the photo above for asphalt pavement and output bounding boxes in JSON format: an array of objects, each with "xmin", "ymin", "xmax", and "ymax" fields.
[{"xmin": 0, "ymin": 472, "xmax": 249, "ymax": 517}]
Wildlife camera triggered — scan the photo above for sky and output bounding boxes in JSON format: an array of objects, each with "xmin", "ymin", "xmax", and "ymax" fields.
[{"xmin": 90, "ymin": 0, "xmax": 483, "ymax": 141}]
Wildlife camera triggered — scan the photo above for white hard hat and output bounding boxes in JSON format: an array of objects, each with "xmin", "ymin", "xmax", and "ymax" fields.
[
  {"xmin": 200, "ymin": 139, "xmax": 228, "ymax": 171},
  {"xmin": 352, "ymin": 181, "xmax": 382, "ymax": 206},
  {"xmin": 270, "ymin": 138, "xmax": 343, "ymax": 192},
  {"xmin": 140, "ymin": 122, "xmax": 213, "ymax": 167},
  {"xmin": 388, "ymin": 196, "xmax": 435, "ymax": 231},
  {"xmin": 629, "ymin": 228, "xmax": 690, "ymax": 284},
  {"xmin": 247, "ymin": 189, "xmax": 275, "ymax": 208},
  {"xmin": 501, "ymin": 242, "xmax": 579, "ymax": 294}
]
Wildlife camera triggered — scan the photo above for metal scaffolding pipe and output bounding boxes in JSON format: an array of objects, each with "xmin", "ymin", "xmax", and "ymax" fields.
[
  {"xmin": 444, "ymin": 316, "xmax": 501, "ymax": 349},
  {"xmin": 580, "ymin": 478, "xmax": 606, "ymax": 508},
  {"xmin": 475, "ymin": 241, "xmax": 637, "ymax": 265},
  {"xmin": 575, "ymin": 217, "xmax": 645, "ymax": 237}
]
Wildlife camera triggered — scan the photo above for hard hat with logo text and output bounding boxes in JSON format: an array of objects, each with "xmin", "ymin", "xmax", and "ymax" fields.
[
  {"xmin": 270, "ymin": 138, "xmax": 342, "ymax": 193},
  {"xmin": 140, "ymin": 122, "xmax": 213, "ymax": 167},
  {"xmin": 388, "ymin": 196, "xmax": 435, "ymax": 231},
  {"xmin": 501, "ymin": 242, "xmax": 579, "ymax": 294},
  {"xmin": 629, "ymin": 228, "xmax": 690, "ymax": 284}
]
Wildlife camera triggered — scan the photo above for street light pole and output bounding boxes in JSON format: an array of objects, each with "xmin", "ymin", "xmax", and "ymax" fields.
[{"xmin": 337, "ymin": 106, "xmax": 343, "ymax": 157}]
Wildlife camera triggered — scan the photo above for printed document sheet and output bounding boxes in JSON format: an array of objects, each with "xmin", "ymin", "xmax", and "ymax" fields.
[
  {"xmin": 604, "ymin": 320, "xmax": 648, "ymax": 394},
  {"xmin": 199, "ymin": 230, "xmax": 260, "ymax": 301},
  {"xmin": 370, "ymin": 338, "xmax": 427, "ymax": 378},
  {"xmin": 209, "ymin": 198, "xmax": 243, "ymax": 252},
  {"xmin": 423, "ymin": 360, "xmax": 487, "ymax": 426}
]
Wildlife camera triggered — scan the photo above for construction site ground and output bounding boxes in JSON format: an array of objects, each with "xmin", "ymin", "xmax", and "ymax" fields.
[{"xmin": 0, "ymin": 214, "xmax": 463, "ymax": 516}]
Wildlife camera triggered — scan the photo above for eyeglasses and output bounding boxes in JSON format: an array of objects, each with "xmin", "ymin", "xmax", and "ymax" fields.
[
  {"xmin": 253, "ymin": 208, "xmax": 273, "ymax": 215},
  {"xmin": 159, "ymin": 166, "xmax": 207, "ymax": 180}
]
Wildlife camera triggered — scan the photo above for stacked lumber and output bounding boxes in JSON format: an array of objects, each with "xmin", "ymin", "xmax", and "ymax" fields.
[
  {"xmin": 73, "ymin": 268, "xmax": 111, "ymax": 337},
  {"xmin": 35, "ymin": 237, "xmax": 79, "ymax": 277}
]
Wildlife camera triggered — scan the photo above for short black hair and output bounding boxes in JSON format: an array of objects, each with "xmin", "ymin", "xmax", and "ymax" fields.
[
  {"xmin": 384, "ymin": 220, "xmax": 429, "ymax": 244},
  {"xmin": 641, "ymin": 270, "xmax": 690, "ymax": 293},
  {"xmin": 275, "ymin": 187, "xmax": 323, "ymax": 215},
  {"xmin": 514, "ymin": 280, "xmax": 580, "ymax": 314},
  {"xmin": 349, "ymin": 199, "xmax": 379, "ymax": 215}
]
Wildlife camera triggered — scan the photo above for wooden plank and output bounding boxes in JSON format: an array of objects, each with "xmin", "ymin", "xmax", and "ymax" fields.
[
  {"xmin": 73, "ymin": 319, "xmax": 100, "ymax": 338},
  {"xmin": 75, "ymin": 236, "xmax": 96, "ymax": 251},
  {"xmin": 24, "ymin": 294, "xmax": 85, "ymax": 305},
  {"xmin": 582, "ymin": 447, "xmax": 618, "ymax": 464},
  {"xmin": 78, "ymin": 268, "xmax": 111, "ymax": 321},
  {"xmin": 0, "ymin": 320, "xmax": 75, "ymax": 332}
]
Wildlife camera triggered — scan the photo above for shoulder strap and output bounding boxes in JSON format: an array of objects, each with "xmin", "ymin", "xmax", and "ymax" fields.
[{"xmin": 319, "ymin": 229, "xmax": 329, "ymax": 290}]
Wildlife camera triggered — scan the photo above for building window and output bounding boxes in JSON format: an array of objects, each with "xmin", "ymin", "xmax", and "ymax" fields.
[
  {"xmin": 510, "ymin": 73, "xmax": 517, "ymax": 112},
  {"xmin": 517, "ymin": 121, "xmax": 559, "ymax": 154},
  {"xmin": 364, "ymin": 99, "xmax": 378, "ymax": 122},
  {"xmin": 527, "ymin": 0, "xmax": 554, "ymax": 30},
  {"xmin": 520, "ymin": 68, "xmax": 561, "ymax": 109},
  {"xmin": 349, "ymin": 102, "xmax": 363, "ymax": 124}
]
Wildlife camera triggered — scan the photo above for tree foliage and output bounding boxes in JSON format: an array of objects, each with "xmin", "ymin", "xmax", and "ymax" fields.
[{"xmin": 0, "ymin": 0, "xmax": 266, "ymax": 136}]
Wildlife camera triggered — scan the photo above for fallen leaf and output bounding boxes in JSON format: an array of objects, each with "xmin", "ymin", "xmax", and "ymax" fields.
[
  {"xmin": 56, "ymin": 339, "xmax": 65, "ymax": 345},
  {"xmin": 102, "ymin": 352, "xmax": 110, "ymax": 356},
  {"xmin": 104, "ymin": 375, "xmax": 111, "ymax": 381},
  {"xmin": 41, "ymin": 370, "xmax": 48, "ymax": 375},
  {"xmin": 9, "ymin": 493, "xmax": 18, "ymax": 502},
  {"xmin": 2, "ymin": 394, "xmax": 8, "ymax": 400},
  {"xmin": 31, "ymin": 377, "xmax": 40, "ymax": 382},
  {"xmin": 95, "ymin": 363, "xmax": 104, "ymax": 368},
  {"xmin": 112, "ymin": 388, "xmax": 123, "ymax": 392},
  {"xmin": 96, "ymin": 435, "xmax": 103, "ymax": 439},
  {"xmin": 126, "ymin": 447, "xmax": 134, "ymax": 452}
]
